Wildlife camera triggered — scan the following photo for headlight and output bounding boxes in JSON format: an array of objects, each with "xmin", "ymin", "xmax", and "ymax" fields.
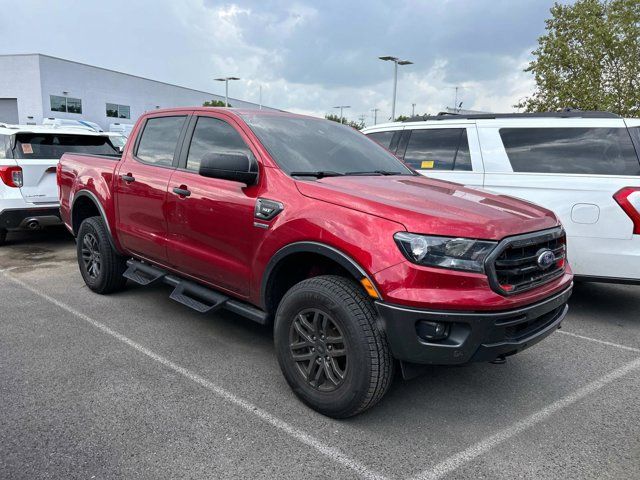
[{"xmin": 394, "ymin": 232, "xmax": 497, "ymax": 273}]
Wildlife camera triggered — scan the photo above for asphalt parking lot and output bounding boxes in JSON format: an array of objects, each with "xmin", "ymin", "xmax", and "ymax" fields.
[{"xmin": 1, "ymin": 228, "xmax": 639, "ymax": 480}]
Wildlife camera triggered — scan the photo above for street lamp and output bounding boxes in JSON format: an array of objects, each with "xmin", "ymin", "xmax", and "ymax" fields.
[
  {"xmin": 379, "ymin": 56, "xmax": 413, "ymax": 120},
  {"xmin": 333, "ymin": 105, "xmax": 351, "ymax": 124},
  {"xmin": 214, "ymin": 76, "xmax": 241, "ymax": 107}
]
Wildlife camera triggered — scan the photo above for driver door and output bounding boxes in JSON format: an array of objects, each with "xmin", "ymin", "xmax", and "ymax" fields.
[{"xmin": 165, "ymin": 113, "xmax": 261, "ymax": 298}]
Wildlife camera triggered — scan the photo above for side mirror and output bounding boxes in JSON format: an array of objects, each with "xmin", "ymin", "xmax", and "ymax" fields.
[{"xmin": 199, "ymin": 152, "xmax": 258, "ymax": 186}]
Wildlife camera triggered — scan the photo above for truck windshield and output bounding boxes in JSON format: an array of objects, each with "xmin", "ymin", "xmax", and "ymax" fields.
[
  {"xmin": 14, "ymin": 133, "xmax": 119, "ymax": 159},
  {"xmin": 240, "ymin": 113, "xmax": 414, "ymax": 176}
]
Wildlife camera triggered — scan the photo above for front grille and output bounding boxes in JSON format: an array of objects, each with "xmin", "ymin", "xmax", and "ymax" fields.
[{"xmin": 487, "ymin": 228, "xmax": 566, "ymax": 295}]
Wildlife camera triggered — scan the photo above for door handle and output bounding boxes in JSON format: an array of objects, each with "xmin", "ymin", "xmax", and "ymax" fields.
[
  {"xmin": 121, "ymin": 174, "xmax": 135, "ymax": 183},
  {"xmin": 173, "ymin": 186, "xmax": 191, "ymax": 197}
]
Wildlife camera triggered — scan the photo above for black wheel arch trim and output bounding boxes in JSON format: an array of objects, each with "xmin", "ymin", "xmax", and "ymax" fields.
[
  {"xmin": 71, "ymin": 190, "xmax": 121, "ymax": 254},
  {"xmin": 260, "ymin": 241, "xmax": 381, "ymax": 309}
]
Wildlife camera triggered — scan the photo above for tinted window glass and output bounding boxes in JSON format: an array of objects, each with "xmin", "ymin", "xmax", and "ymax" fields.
[
  {"xmin": 366, "ymin": 131, "xmax": 395, "ymax": 148},
  {"xmin": 50, "ymin": 95, "xmax": 67, "ymax": 112},
  {"xmin": 500, "ymin": 128, "xmax": 640, "ymax": 175},
  {"xmin": 14, "ymin": 133, "xmax": 118, "ymax": 159},
  {"xmin": 107, "ymin": 103, "xmax": 130, "ymax": 119},
  {"xmin": 403, "ymin": 128, "xmax": 471, "ymax": 171},
  {"xmin": 136, "ymin": 116, "xmax": 186, "ymax": 166},
  {"xmin": 240, "ymin": 114, "xmax": 413, "ymax": 176},
  {"xmin": 186, "ymin": 117, "xmax": 252, "ymax": 171}
]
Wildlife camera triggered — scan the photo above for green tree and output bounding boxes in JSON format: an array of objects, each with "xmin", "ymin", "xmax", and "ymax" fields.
[
  {"xmin": 518, "ymin": 0, "xmax": 640, "ymax": 116},
  {"xmin": 325, "ymin": 113, "xmax": 365, "ymax": 130},
  {"xmin": 203, "ymin": 99, "xmax": 230, "ymax": 107},
  {"xmin": 394, "ymin": 115, "xmax": 409, "ymax": 122}
]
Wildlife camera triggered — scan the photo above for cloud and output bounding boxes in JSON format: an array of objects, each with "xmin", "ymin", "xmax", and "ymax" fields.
[{"xmin": 0, "ymin": 0, "xmax": 563, "ymax": 123}]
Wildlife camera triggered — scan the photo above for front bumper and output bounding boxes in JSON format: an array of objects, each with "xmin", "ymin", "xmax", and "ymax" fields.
[
  {"xmin": 375, "ymin": 285, "xmax": 572, "ymax": 365},
  {"xmin": 0, "ymin": 207, "xmax": 62, "ymax": 231}
]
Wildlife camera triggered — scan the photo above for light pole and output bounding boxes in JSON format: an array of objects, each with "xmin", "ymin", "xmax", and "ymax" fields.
[
  {"xmin": 411, "ymin": 103, "xmax": 416, "ymax": 117},
  {"xmin": 214, "ymin": 77, "xmax": 240, "ymax": 107},
  {"xmin": 333, "ymin": 105, "xmax": 351, "ymax": 124},
  {"xmin": 371, "ymin": 108, "xmax": 380, "ymax": 125},
  {"xmin": 379, "ymin": 56, "xmax": 413, "ymax": 120}
]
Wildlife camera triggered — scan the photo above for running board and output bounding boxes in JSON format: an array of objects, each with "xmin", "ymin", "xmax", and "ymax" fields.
[
  {"xmin": 123, "ymin": 259, "xmax": 268, "ymax": 325},
  {"xmin": 123, "ymin": 260, "xmax": 166, "ymax": 286}
]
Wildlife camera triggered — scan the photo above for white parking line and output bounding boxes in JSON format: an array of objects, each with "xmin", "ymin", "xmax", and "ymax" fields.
[
  {"xmin": 558, "ymin": 330, "xmax": 640, "ymax": 354},
  {"xmin": 3, "ymin": 273, "xmax": 389, "ymax": 480},
  {"xmin": 409, "ymin": 356, "xmax": 640, "ymax": 480}
]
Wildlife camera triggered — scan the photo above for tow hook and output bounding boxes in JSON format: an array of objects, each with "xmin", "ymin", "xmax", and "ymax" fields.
[{"xmin": 490, "ymin": 355, "xmax": 507, "ymax": 365}]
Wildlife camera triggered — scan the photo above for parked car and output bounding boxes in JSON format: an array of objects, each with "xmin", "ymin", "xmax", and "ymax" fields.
[
  {"xmin": 109, "ymin": 122, "xmax": 134, "ymax": 138},
  {"xmin": 106, "ymin": 132, "xmax": 127, "ymax": 151},
  {"xmin": 58, "ymin": 108, "xmax": 573, "ymax": 417},
  {"xmin": 0, "ymin": 123, "xmax": 119, "ymax": 244},
  {"xmin": 42, "ymin": 117, "xmax": 103, "ymax": 132},
  {"xmin": 363, "ymin": 111, "xmax": 640, "ymax": 284}
]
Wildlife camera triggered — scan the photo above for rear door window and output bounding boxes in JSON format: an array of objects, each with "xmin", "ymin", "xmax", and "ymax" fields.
[
  {"xmin": 13, "ymin": 133, "xmax": 119, "ymax": 159},
  {"xmin": 366, "ymin": 131, "xmax": 395, "ymax": 149},
  {"xmin": 500, "ymin": 127, "xmax": 640, "ymax": 175},
  {"xmin": 402, "ymin": 128, "xmax": 471, "ymax": 171},
  {"xmin": 135, "ymin": 116, "xmax": 187, "ymax": 167},
  {"xmin": 185, "ymin": 116, "xmax": 253, "ymax": 172}
]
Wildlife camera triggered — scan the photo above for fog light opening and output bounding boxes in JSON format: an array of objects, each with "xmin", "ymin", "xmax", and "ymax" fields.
[{"xmin": 416, "ymin": 320, "xmax": 450, "ymax": 342}]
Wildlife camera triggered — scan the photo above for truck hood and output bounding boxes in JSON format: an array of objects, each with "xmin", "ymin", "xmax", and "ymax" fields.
[{"xmin": 295, "ymin": 175, "xmax": 559, "ymax": 240}]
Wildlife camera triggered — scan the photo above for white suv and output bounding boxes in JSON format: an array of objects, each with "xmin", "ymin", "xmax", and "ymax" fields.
[
  {"xmin": 362, "ymin": 111, "xmax": 640, "ymax": 283},
  {"xmin": 0, "ymin": 123, "xmax": 119, "ymax": 245}
]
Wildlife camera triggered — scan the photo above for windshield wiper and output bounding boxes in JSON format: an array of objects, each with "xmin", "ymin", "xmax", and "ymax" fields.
[
  {"xmin": 290, "ymin": 171, "xmax": 344, "ymax": 179},
  {"xmin": 344, "ymin": 170, "xmax": 404, "ymax": 176}
]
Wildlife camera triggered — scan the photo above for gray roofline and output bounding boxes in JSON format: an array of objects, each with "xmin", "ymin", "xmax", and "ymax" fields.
[{"xmin": 0, "ymin": 52, "xmax": 262, "ymax": 107}]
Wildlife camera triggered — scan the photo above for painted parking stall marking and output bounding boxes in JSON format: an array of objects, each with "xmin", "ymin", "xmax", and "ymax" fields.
[{"xmin": 2, "ymin": 272, "xmax": 389, "ymax": 480}]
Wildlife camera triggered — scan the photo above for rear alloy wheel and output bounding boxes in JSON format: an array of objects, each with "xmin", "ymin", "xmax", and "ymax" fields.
[
  {"xmin": 77, "ymin": 216, "xmax": 128, "ymax": 294},
  {"xmin": 275, "ymin": 275, "xmax": 393, "ymax": 418}
]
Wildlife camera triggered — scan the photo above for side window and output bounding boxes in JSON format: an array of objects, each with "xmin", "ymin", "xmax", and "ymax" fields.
[
  {"xmin": 403, "ymin": 128, "xmax": 471, "ymax": 171},
  {"xmin": 366, "ymin": 131, "xmax": 395, "ymax": 149},
  {"xmin": 500, "ymin": 128, "xmax": 640, "ymax": 175},
  {"xmin": 186, "ymin": 116, "xmax": 253, "ymax": 172},
  {"xmin": 135, "ymin": 116, "xmax": 186, "ymax": 167}
]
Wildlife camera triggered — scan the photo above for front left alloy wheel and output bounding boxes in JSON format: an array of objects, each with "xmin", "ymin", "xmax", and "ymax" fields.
[{"xmin": 274, "ymin": 275, "xmax": 394, "ymax": 418}]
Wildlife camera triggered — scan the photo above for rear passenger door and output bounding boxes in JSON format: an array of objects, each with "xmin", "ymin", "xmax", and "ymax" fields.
[
  {"xmin": 114, "ymin": 113, "xmax": 189, "ymax": 264},
  {"xmin": 396, "ymin": 125, "xmax": 484, "ymax": 186}
]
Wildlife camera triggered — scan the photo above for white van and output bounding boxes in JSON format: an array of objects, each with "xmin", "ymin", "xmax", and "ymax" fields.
[
  {"xmin": 0, "ymin": 123, "xmax": 119, "ymax": 244},
  {"xmin": 362, "ymin": 111, "xmax": 640, "ymax": 283}
]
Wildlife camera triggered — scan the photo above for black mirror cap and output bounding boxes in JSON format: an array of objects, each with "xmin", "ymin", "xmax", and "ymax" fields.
[{"xmin": 199, "ymin": 152, "xmax": 258, "ymax": 186}]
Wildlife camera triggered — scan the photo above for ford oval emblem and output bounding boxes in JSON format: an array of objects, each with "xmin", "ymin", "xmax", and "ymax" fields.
[{"xmin": 537, "ymin": 249, "xmax": 556, "ymax": 270}]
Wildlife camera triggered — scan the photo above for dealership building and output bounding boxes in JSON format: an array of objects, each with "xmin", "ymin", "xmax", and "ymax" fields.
[{"xmin": 0, "ymin": 53, "xmax": 270, "ymax": 129}]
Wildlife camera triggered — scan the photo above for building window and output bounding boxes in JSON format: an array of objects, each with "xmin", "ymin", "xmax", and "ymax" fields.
[
  {"xmin": 106, "ymin": 103, "xmax": 131, "ymax": 119},
  {"xmin": 50, "ymin": 95, "xmax": 82, "ymax": 114}
]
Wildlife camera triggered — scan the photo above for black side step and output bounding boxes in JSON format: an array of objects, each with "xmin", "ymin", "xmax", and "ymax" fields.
[
  {"xmin": 123, "ymin": 259, "xmax": 269, "ymax": 325},
  {"xmin": 123, "ymin": 260, "xmax": 166, "ymax": 286},
  {"xmin": 169, "ymin": 280, "xmax": 227, "ymax": 314}
]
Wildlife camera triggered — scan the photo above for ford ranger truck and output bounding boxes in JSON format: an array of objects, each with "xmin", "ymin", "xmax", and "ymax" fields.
[{"xmin": 58, "ymin": 108, "xmax": 573, "ymax": 418}]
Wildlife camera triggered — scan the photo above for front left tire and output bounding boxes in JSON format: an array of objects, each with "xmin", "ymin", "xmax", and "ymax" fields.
[{"xmin": 274, "ymin": 275, "xmax": 394, "ymax": 418}]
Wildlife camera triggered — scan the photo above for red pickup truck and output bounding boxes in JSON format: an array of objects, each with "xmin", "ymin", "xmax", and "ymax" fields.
[{"xmin": 58, "ymin": 108, "xmax": 573, "ymax": 417}]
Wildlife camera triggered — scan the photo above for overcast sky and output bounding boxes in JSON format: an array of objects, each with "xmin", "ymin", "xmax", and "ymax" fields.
[{"xmin": 2, "ymin": 0, "xmax": 571, "ymax": 124}]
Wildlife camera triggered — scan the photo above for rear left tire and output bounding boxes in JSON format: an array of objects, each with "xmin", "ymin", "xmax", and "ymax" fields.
[
  {"xmin": 77, "ymin": 216, "xmax": 128, "ymax": 294},
  {"xmin": 0, "ymin": 229, "xmax": 6, "ymax": 246}
]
